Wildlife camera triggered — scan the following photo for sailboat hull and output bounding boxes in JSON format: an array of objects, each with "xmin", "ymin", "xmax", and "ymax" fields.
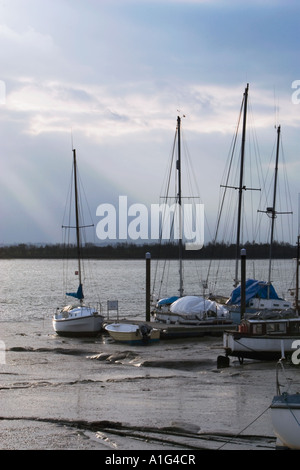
[
  {"xmin": 53, "ymin": 306, "xmax": 104, "ymax": 337},
  {"xmin": 271, "ymin": 394, "xmax": 300, "ymax": 449}
]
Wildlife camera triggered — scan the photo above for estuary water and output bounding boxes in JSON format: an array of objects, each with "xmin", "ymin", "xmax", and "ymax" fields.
[
  {"xmin": 0, "ymin": 258, "xmax": 298, "ymax": 451},
  {"xmin": 0, "ymin": 257, "xmax": 296, "ymax": 322}
]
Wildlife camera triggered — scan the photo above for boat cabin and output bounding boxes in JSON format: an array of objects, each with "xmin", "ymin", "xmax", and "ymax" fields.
[{"xmin": 238, "ymin": 316, "xmax": 300, "ymax": 336}]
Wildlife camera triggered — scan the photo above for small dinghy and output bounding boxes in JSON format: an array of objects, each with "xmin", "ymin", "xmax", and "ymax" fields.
[{"xmin": 105, "ymin": 323, "xmax": 160, "ymax": 345}]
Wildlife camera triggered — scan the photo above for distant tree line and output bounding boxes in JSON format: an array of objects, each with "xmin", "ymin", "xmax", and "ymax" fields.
[{"xmin": 0, "ymin": 241, "xmax": 297, "ymax": 260}]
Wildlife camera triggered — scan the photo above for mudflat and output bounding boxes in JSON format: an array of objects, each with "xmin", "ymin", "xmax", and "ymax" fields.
[{"xmin": 0, "ymin": 319, "xmax": 287, "ymax": 451}]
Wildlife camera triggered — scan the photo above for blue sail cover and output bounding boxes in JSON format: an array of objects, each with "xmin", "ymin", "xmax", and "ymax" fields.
[
  {"xmin": 228, "ymin": 279, "xmax": 282, "ymax": 305},
  {"xmin": 66, "ymin": 283, "xmax": 84, "ymax": 300},
  {"xmin": 157, "ymin": 296, "xmax": 179, "ymax": 306}
]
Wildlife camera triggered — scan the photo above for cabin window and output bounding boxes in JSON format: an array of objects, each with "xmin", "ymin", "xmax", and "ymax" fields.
[
  {"xmin": 252, "ymin": 324, "xmax": 263, "ymax": 335},
  {"xmin": 266, "ymin": 322, "xmax": 286, "ymax": 335},
  {"xmin": 290, "ymin": 323, "xmax": 300, "ymax": 334}
]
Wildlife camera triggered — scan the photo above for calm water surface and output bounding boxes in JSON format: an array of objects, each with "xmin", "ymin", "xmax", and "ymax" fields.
[{"xmin": 0, "ymin": 258, "xmax": 296, "ymax": 322}]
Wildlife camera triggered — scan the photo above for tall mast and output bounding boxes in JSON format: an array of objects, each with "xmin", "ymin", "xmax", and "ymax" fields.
[
  {"xmin": 296, "ymin": 195, "xmax": 300, "ymax": 315},
  {"xmin": 177, "ymin": 115, "xmax": 184, "ymax": 297},
  {"xmin": 234, "ymin": 83, "xmax": 249, "ymax": 286},
  {"xmin": 257, "ymin": 125, "xmax": 293, "ymax": 298},
  {"xmin": 267, "ymin": 125, "xmax": 280, "ymax": 288},
  {"xmin": 73, "ymin": 148, "xmax": 83, "ymax": 301},
  {"xmin": 266, "ymin": 126, "xmax": 292, "ymax": 296},
  {"xmin": 296, "ymin": 235, "xmax": 300, "ymax": 314}
]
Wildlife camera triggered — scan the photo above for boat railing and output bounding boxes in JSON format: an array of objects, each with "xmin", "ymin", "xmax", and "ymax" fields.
[
  {"xmin": 90, "ymin": 301, "xmax": 103, "ymax": 315},
  {"xmin": 72, "ymin": 301, "xmax": 104, "ymax": 316}
]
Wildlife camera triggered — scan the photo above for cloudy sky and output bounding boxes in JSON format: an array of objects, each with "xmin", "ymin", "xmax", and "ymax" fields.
[{"xmin": 0, "ymin": 0, "xmax": 299, "ymax": 245}]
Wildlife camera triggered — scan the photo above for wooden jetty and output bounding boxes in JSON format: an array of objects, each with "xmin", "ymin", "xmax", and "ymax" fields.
[
  {"xmin": 156, "ymin": 321, "xmax": 237, "ymax": 339},
  {"xmin": 103, "ymin": 318, "xmax": 237, "ymax": 339}
]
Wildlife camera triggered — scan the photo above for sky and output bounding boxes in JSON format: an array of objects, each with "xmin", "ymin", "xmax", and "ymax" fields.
[{"xmin": 0, "ymin": 0, "xmax": 300, "ymax": 246}]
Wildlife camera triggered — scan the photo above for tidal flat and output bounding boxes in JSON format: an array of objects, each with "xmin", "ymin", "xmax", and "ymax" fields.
[{"xmin": 0, "ymin": 319, "xmax": 287, "ymax": 451}]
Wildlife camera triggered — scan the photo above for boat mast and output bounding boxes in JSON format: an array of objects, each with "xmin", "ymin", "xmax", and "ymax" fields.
[
  {"xmin": 296, "ymin": 235, "xmax": 300, "ymax": 314},
  {"xmin": 177, "ymin": 115, "xmax": 184, "ymax": 297},
  {"xmin": 267, "ymin": 125, "xmax": 280, "ymax": 290},
  {"xmin": 234, "ymin": 83, "xmax": 249, "ymax": 287},
  {"xmin": 73, "ymin": 148, "xmax": 83, "ymax": 302},
  {"xmin": 257, "ymin": 125, "xmax": 293, "ymax": 299},
  {"xmin": 296, "ymin": 195, "xmax": 300, "ymax": 314}
]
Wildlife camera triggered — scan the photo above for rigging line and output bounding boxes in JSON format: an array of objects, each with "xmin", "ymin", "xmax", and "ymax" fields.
[
  {"xmin": 181, "ymin": 135, "xmax": 212, "ymax": 252},
  {"xmin": 62, "ymin": 168, "xmax": 73, "ymax": 230},
  {"xmin": 181, "ymin": 134, "xmax": 210, "ymax": 281},
  {"xmin": 160, "ymin": 131, "xmax": 177, "ymax": 202},
  {"xmin": 217, "ymin": 403, "xmax": 272, "ymax": 450},
  {"xmin": 64, "ymin": 164, "xmax": 74, "ymax": 296},
  {"xmin": 217, "ymin": 104, "xmax": 243, "ymax": 234},
  {"xmin": 215, "ymin": 102, "xmax": 243, "ymax": 239},
  {"xmin": 247, "ymin": 101, "xmax": 262, "ymax": 242},
  {"xmin": 254, "ymin": 135, "xmax": 276, "ymax": 243},
  {"xmin": 152, "ymin": 130, "xmax": 177, "ymax": 299},
  {"xmin": 206, "ymin": 100, "xmax": 244, "ymax": 283},
  {"xmin": 181, "ymin": 128, "xmax": 203, "ymax": 201},
  {"xmin": 176, "ymin": 125, "xmax": 205, "ymax": 292},
  {"xmin": 71, "ymin": 153, "xmax": 96, "ymax": 297},
  {"xmin": 61, "ymin": 167, "xmax": 73, "ymax": 297},
  {"xmin": 77, "ymin": 168, "xmax": 95, "ymax": 231},
  {"xmin": 279, "ymin": 137, "xmax": 294, "ymax": 242}
]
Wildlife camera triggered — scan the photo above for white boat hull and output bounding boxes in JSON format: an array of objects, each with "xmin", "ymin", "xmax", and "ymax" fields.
[
  {"xmin": 53, "ymin": 305, "xmax": 104, "ymax": 337},
  {"xmin": 105, "ymin": 323, "xmax": 160, "ymax": 344},
  {"xmin": 271, "ymin": 394, "xmax": 300, "ymax": 449},
  {"xmin": 223, "ymin": 332, "xmax": 297, "ymax": 361}
]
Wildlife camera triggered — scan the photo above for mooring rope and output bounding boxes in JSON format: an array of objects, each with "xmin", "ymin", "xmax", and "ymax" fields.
[{"xmin": 217, "ymin": 403, "xmax": 272, "ymax": 450}]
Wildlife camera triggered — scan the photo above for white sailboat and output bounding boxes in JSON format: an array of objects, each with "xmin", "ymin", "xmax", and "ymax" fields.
[
  {"xmin": 52, "ymin": 149, "xmax": 104, "ymax": 337},
  {"xmin": 226, "ymin": 122, "xmax": 292, "ymax": 314},
  {"xmin": 152, "ymin": 116, "xmax": 232, "ymax": 326},
  {"xmin": 208, "ymin": 84, "xmax": 292, "ymax": 318},
  {"xmin": 223, "ymin": 124, "xmax": 299, "ymax": 362}
]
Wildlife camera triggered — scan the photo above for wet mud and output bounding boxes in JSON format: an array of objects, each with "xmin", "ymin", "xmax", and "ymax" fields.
[{"xmin": 0, "ymin": 320, "xmax": 284, "ymax": 450}]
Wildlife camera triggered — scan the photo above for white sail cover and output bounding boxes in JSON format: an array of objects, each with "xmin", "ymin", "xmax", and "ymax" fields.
[{"xmin": 170, "ymin": 295, "xmax": 229, "ymax": 319}]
